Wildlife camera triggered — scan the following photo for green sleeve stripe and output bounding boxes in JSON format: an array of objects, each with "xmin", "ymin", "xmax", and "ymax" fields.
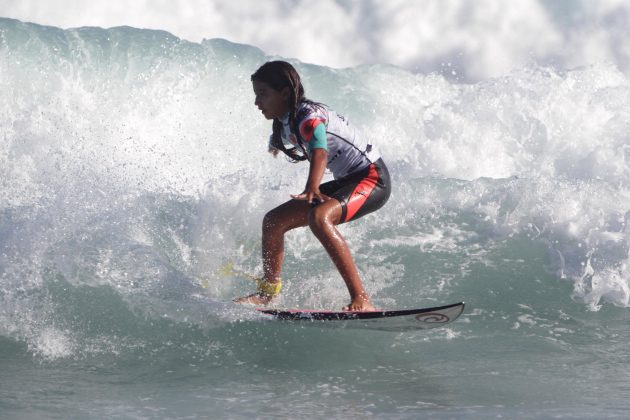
[{"xmin": 308, "ymin": 122, "xmax": 328, "ymax": 152}]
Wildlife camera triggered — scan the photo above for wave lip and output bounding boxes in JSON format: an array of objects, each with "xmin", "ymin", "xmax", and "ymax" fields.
[{"xmin": 2, "ymin": 1, "xmax": 630, "ymax": 82}]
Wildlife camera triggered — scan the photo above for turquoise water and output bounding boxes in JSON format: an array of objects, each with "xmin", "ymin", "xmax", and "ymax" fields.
[{"xmin": 1, "ymin": 18, "xmax": 630, "ymax": 418}]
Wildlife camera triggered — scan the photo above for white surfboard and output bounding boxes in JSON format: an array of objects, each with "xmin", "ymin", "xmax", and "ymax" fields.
[{"xmin": 257, "ymin": 302, "xmax": 465, "ymax": 332}]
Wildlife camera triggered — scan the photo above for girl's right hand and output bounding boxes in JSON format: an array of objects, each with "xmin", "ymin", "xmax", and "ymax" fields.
[{"xmin": 268, "ymin": 146, "xmax": 280, "ymax": 157}]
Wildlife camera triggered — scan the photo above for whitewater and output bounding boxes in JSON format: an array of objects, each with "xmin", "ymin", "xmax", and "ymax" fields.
[{"xmin": 1, "ymin": 18, "xmax": 629, "ymax": 418}]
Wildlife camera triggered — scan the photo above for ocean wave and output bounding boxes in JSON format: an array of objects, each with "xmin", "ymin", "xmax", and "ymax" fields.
[{"xmin": 1, "ymin": 18, "xmax": 628, "ymax": 358}]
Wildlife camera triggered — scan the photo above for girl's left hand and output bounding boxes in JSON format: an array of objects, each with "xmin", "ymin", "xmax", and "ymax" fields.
[{"xmin": 291, "ymin": 190, "xmax": 331, "ymax": 205}]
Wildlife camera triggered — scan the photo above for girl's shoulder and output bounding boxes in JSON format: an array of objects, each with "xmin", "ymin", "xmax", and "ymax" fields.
[{"xmin": 296, "ymin": 100, "xmax": 328, "ymax": 122}]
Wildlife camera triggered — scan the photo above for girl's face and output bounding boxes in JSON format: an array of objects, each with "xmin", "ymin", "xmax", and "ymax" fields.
[{"xmin": 252, "ymin": 80, "xmax": 290, "ymax": 120}]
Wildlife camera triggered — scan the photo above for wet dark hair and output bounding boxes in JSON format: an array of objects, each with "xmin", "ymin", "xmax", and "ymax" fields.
[{"xmin": 251, "ymin": 60, "xmax": 312, "ymax": 162}]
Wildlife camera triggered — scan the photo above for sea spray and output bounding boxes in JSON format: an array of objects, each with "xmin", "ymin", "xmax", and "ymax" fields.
[{"xmin": 1, "ymin": 18, "xmax": 629, "ymax": 360}]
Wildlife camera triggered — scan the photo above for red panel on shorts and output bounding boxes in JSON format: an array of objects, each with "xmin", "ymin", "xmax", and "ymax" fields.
[{"xmin": 344, "ymin": 164, "xmax": 378, "ymax": 222}]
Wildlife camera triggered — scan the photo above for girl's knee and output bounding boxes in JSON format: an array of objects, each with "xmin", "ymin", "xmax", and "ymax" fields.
[
  {"xmin": 263, "ymin": 209, "xmax": 282, "ymax": 232},
  {"xmin": 264, "ymin": 207, "xmax": 303, "ymax": 235},
  {"xmin": 308, "ymin": 206, "xmax": 329, "ymax": 232}
]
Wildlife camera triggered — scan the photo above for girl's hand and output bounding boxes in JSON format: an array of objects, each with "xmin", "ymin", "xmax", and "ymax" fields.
[
  {"xmin": 291, "ymin": 190, "xmax": 331, "ymax": 205},
  {"xmin": 267, "ymin": 134, "xmax": 279, "ymax": 157},
  {"xmin": 268, "ymin": 146, "xmax": 280, "ymax": 157}
]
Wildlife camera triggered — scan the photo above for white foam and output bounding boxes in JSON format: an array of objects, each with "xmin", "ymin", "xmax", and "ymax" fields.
[
  {"xmin": 29, "ymin": 327, "xmax": 76, "ymax": 359},
  {"xmin": 2, "ymin": 1, "xmax": 629, "ymax": 81}
]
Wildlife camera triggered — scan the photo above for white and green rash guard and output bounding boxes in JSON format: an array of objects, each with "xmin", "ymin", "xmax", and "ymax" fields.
[{"xmin": 274, "ymin": 101, "xmax": 381, "ymax": 179}]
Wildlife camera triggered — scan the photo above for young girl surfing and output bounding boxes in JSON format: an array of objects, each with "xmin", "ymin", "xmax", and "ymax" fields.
[{"xmin": 233, "ymin": 61, "xmax": 391, "ymax": 312}]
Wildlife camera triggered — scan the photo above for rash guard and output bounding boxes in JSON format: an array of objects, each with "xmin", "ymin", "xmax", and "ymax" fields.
[{"xmin": 275, "ymin": 101, "xmax": 381, "ymax": 179}]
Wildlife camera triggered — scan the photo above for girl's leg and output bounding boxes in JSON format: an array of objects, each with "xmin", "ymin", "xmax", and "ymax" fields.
[
  {"xmin": 233, "ymin": 199, "xmax": 310, "ymax": 305},
  {"xmin": 234, "ymin": 197, "xmax": 375, "ymax": 311},
  {"xmin": 308, "ymin": 200, "xmax": 375, "ymax": 311},
  {"xmin": 261, "ymin": 199, "xmax": 311, "ymax": 283}
]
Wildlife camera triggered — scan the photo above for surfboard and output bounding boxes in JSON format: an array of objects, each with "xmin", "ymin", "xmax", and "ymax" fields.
[{"xmin": 257, "ymin": 302, "xmax": 465, "ymax": 331}]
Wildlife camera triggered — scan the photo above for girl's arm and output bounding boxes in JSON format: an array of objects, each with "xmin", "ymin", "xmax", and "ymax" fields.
[
  {"xmin": 291, "ymin": 148, "xmax": 329, "ymax": 204},
  {"xmin": 292, "ymin": 119, "xmax": 330, "ymax": 203},
  {"xmin": 291, "ymin": 119, "xmax": 330, "ymax": 203},
  {"xmin": 306, "ymin": 147, "xmax": 328, "ymax": 198}
]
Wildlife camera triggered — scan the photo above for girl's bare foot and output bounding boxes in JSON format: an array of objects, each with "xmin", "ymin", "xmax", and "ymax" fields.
[
  {"xmin": 342, "ymin": 297, "xmax": 376, "ymax": 312},
  {"xmin": 233, "ymin": 293, "xmax": 273, "ymax": 306}
]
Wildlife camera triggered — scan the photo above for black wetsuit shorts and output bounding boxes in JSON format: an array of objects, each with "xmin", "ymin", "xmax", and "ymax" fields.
[{"xmin": 319, "ymin": 158, "xmax": 391, "ymax": 223}]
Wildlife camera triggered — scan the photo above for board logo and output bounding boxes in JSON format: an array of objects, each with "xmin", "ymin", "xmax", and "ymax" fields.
[{"xmin": 415, "ymin": 312, "xmax": 450, "ymax": 323}]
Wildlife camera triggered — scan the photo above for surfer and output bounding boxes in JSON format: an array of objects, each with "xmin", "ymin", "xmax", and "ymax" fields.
[{"xmin": 234, "ymin": 61, "xmax": 391, "ymax": 311}]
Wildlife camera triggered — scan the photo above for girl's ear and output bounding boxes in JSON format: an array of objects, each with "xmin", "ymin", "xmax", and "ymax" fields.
[{"xmin": 281, "ymin": 86, "xmax": 291, "ymax": 102}]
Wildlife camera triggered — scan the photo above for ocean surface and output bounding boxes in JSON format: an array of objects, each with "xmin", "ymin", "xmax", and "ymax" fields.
[{"xmin": 1, "ymin": 17, "xmax": 630, "ymax": 419}]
